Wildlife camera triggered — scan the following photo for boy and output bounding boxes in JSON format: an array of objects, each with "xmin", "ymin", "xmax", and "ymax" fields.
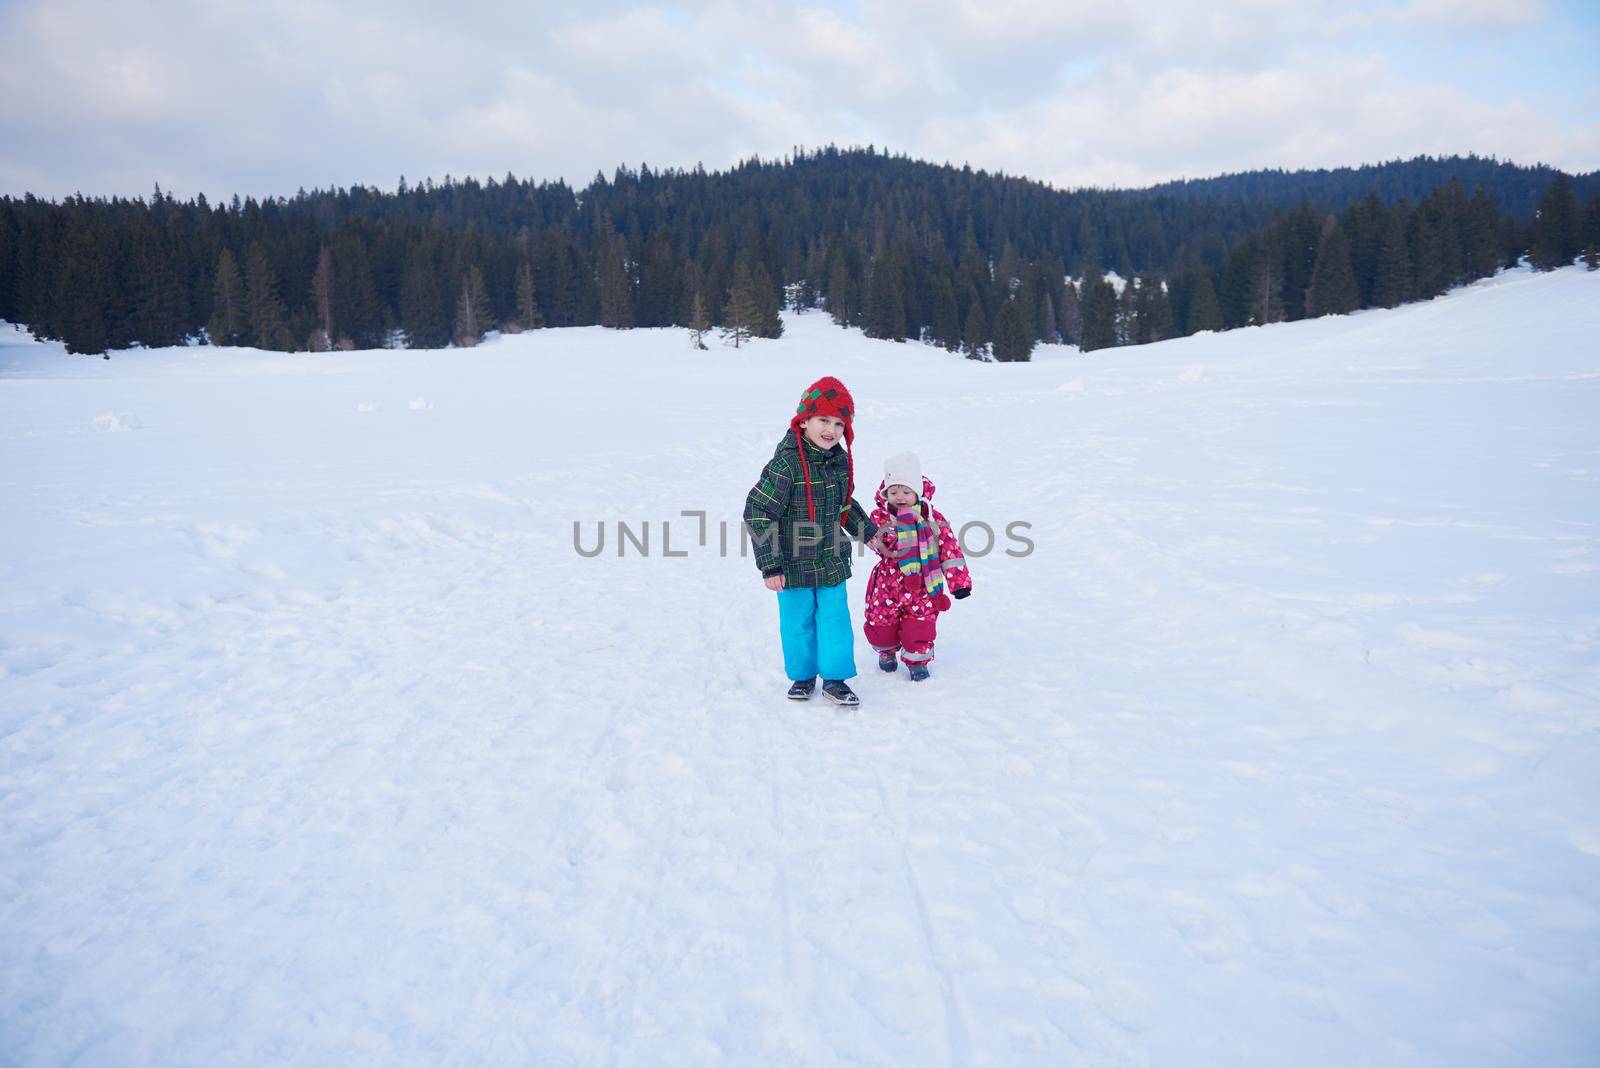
[{"xmin": 744, "ymin": 376, "xmax": 885, "ymax": 706}]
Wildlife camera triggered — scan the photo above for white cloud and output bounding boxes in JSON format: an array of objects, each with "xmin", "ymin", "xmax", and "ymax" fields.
[
  {"xmin": 1392, "ymin": 0, "xmax": 1545, "ymax": 29},
  {"xmin": 919, "ymin": 52, "xmax": 1599, "ymax": 188},
  {"xmin": 0, "ymin": 0, "xmax": 1592, "ymax": 201}
]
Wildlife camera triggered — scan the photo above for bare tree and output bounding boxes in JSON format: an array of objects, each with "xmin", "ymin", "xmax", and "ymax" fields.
[
  {"xmin": 310, "ymin": 246, "xmax": 334, "ymax": 352},
  {"xmin": 453, "ymin": 266, "xmax": 490, "ymax": 347},
  {"xmin": 1252, "ymin": 259, "xmax": 1285, "ymax": 325},
  {"xmin": 687, "ymin": 291, "xmax": 711, "ymax": 350}
]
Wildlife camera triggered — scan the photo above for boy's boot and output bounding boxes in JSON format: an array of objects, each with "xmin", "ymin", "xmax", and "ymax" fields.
[
  {"xmin": 908, "ymin": 664, "xmax": 930, "ymax": 682},
  {"xmin": 787, "ymin": 677, "xmax": 817, "ymax": 700},
  {"xmin": 878, "ymin": 650, "xmax": 898, "ymax": 672},
  {"xmin": 820, "ymin": 680, "xmax": 860, "ymax": 706}
]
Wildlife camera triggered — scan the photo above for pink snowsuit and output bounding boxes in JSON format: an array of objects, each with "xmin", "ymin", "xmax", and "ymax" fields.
[{"xmin": 863, "ymin": 475, "xmax": 972, "ymax": 667}]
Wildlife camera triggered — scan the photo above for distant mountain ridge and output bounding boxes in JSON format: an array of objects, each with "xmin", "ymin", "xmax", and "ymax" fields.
[{"xmin": 1130, "ymin": 154, "xmax": 1599, "ymax": 221}]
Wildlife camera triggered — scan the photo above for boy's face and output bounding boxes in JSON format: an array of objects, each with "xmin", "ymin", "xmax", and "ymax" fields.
[
  {"xmin": 801, "ymin": 414, "xmax": 846, "ymax": 449},
  {"xmin": 886, "ymin": 483, "xmax": 919, "ymax": 507}
]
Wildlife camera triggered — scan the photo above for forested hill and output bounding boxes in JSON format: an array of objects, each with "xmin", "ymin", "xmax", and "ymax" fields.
[
  {"xmin": 2, "ymin": 146, "xmax": 1596, "ymax": 359},
  {"xmin": 1133, "ymin": 155, "xmax": 1600, "ymax": 221}
]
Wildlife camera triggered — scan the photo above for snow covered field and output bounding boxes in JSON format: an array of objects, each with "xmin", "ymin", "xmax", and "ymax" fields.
[{"xmin": 2, "ymin": 266, "xmax": 1598, "ymax": 1066}]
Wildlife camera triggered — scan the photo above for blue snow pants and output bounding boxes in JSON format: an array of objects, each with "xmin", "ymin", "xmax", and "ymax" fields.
[{"xmin": 776, "ymin": 581, "xmax": 857, "ymax": 682}]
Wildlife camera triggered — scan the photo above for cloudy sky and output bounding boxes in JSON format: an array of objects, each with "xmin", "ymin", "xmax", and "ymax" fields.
[{"xmin": 3, "ymin": 0, "xmax": 1597, "ymax": 201}]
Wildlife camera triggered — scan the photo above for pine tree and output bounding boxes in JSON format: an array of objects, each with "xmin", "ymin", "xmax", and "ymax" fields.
[
  {"xmin": 957, "ymin": 223, "xmax": 992, "ymax": 327},
  {"xmin": 1497, "ymin": 215, "xmax": 1524, "ymax": 270},
  {"xmin": 129, "ymin": 225, "xmax": 188, "ymax": 349},
  {"xmin": 1020, "ymin": 261, "xmax": 1051, "ymax": 342},
  {"xmin": 793, "ymin": 240, "xmax": 821, "ymax": 312},
  {"xmin": 1436, "ymin": 179, "xmax": 1469, "ymax": 287},
  {"xmin": 1346, "ymin": 192, "xmax": 1386, "ymax": 306},
  {"xmin": 1219, "ymin": 238, "xmax": 1257, "ymax": 329},
  {"xmin": 1464, "ymin": 187, "xmax": 1503, "ymax": 281},
  {"xmin": 13, "ymin": 213, "xmax": 56, "ymax": 339},
  {"xmin": 0, "ymin": 206, "xmax": 17, "ymax": 325},
  {"xmin": 751, "ymin": 262, "xmax": 783, "ymax": 338},
  {"xmin": 1079, "ymin": 275, "xmax": 1119, "ymax": 352},
  {"xmin": 1307, "ymin": 220, "xmax": 1360, "ymax": 317},
  {"xmin": 1058, "ymin": 281, "xmax": 1082, "ymax": 346},
  {"xmin": 825, "ymin": 251, "xmax": 854, "ymax": 327},
  {"xmin": 961, "ymin": 294, "xmax": 988, "ymax": 359},
  {"xmin": 864, "ymin": 257, "xmax": 905, "ymax": 341},
  {"xmin": 96, "ymin": 227, "xmax": 135, "ymax": 350},
  {"xmin": 991, "ymin": 298, "xmax": 1033, "ymax": 361},
  {"xmin": 637, "ymin": 227, "xmax": 679, "ymax": 327},
  {"xmin": 930, "ymin": 276, "xmax": 960, "ymax": 351},
  {"xmin": 1116, "ymin": 276, "xmax": 1138, "ymax": 344},
  {"xmin": 1408, "ymin": 199, "xmax": 1447, "ymax": 299},
  {"xmin": 597, "ymin": 233, "xmax": 633, "ymax": 328},
  {"xmin": 400, "ymin": 241, "xmax": 449, "ymax": 348},
  {"xmin": 1529, "ymin": 173, "xmax": 1581, "ymax": 270},
  {"xmin": 243, "ymin": 241, "xmax": 292, "ymax": 351},
  {"xmin": 1280, "ymin": 204, "xmax": 1322, "ymax": 320},
  {"xmin": 534, "ymin": 228, "xmax": 579, "ymax": 327},
  {"xmin": 1373, "ymin": 206, "xmax": 1413, "ymax": 309},
  {"xmin": 995, "ymin": 240, "xmax": 1021, "ymax": 299},
  {"xmin": 58, "ymin": 216, "xmax": 110, "ymax": 355},
  {"xmin": 206, "ymin": 248, "xmax": 246, "ymax": 346},
  {"xmin": 1038, "ymin": 291, "xmax": 1060, "ymax": 345},
  {"xmin": 1582, "ymin": 196, "xmax": 1600, "ymax": 271},
  {"xmin": 1185, "ymin": 268, "xmax": 1223, "ymax": 334},
  {"xmin": 331, "ymin": 237, "xmax": 383, "ymax": 348},
  {"xmin": 1134, "ymin": 273, "xmax": 1173, "ymax": 343}
]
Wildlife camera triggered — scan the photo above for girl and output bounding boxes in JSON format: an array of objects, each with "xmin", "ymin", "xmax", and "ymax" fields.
[{"xmin": 863, "ymin": 453, "xmax": 972, "ymax": 681}]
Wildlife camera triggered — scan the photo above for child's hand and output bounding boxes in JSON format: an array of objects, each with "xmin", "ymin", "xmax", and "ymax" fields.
[
  {"xmin": 764, "ymin": 574, "xmax": 786, "ymax": 591},
  {"xmin": 874, "ymin": 528, "xmax": 897, "ymax": 554}
]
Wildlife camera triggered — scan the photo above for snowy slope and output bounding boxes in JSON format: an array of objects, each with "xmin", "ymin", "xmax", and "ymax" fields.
[{"xmin": 2, "ymin": 267, "xmax": 1597, "ymax": 1066}]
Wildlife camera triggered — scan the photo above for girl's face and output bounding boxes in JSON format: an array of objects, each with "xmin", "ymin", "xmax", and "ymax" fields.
[
  {"xmin": 886, "ymin": 484, "xmax": 919, "ymax": 507},
  {"xmin": 802, "ymin": 415, "xmax": 846, "ymax": 449}
]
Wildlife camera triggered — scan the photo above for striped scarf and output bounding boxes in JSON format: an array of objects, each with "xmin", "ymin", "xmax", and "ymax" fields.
[{"xmin": 894, "ymin": 505, "xmax": 945, "ymax": 600}]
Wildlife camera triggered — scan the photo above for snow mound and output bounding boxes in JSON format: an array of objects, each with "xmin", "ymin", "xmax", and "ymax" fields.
[{"xmin": 91, "ymin": 411, "xmax": 142, "ymax": 432}]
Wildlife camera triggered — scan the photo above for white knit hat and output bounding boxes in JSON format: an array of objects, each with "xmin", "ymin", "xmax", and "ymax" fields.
[{"xmin": 882, "ymin": 452, "xmax": 923, "ymax": 495}]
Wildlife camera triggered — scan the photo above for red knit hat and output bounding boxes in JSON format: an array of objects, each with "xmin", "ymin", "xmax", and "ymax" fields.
[{"xmin": 788, "ymin": 376, "xmax": 855, "ymax": 522}]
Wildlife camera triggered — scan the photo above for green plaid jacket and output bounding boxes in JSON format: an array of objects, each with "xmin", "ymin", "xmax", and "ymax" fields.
[{"xmin": 744, "ymin": 435, "xmax": 880, "ymax": 588}]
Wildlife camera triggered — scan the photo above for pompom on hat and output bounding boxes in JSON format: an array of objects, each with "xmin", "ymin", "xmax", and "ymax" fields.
[{"xmin": 788, "ymin": 376, "xmax": 855, "ymax": 522}]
